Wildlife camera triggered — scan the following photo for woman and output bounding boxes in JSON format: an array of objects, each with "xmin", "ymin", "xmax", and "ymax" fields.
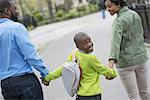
[{"xmin": 104, "ymin": 0, "xmax": 150, "ymax": 100}]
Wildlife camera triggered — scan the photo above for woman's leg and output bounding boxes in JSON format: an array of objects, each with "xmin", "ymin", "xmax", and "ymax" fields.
[
  {"xmin": 136, "ymin": 63, "xmax": 150, "ymax": 100},
  {"xmin": 117, "ymin": 66, "xmax": 141, "ymax": 100}
]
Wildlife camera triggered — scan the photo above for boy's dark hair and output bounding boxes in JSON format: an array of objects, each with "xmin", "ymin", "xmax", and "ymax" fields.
[
  {"xmin": 0, "ymin": 0, "xmax": 12, "ymax": 15},
  {"xmin": 74, "ymin": 32, "xmax": 88, "ymax": 45},
  {"xmin": 104, "ymin": 0, "xmax": 127, "ymax": 7}
]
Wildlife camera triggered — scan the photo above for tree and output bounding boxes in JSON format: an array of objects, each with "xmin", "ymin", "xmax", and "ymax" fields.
[
  {"xmin": 46, "ymin": 0, "xmax": 54, "ymax": 21},
  {"xmin": 64, "ymin": 0, "xmax": 72, "ymax": 12}
]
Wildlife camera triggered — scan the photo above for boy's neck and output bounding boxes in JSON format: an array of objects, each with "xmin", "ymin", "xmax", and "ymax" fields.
[{"xmin": 78, "ymin": 49, "xmax": 92, "ymax": 54}]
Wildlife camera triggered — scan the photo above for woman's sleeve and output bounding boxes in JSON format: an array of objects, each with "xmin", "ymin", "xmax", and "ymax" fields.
[{"xmin": 109, "ymin": 19, "xmax": 124, "ymax": 62}]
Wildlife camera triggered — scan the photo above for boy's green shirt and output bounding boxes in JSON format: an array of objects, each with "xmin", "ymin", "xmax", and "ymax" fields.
[{"xmin": 45, "ymin": 50, "xmax": 117, "ymax": 96}]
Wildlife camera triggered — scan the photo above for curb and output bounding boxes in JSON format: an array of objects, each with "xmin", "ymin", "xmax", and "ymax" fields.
[{"xmin": 145, "ymin": 42, "xmax": 150, "ymax": 48}]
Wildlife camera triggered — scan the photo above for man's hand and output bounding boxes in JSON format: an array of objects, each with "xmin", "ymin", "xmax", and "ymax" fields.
[{"xmin": 40, "ymin": 77, "xmax": 50, "ymax": 86}]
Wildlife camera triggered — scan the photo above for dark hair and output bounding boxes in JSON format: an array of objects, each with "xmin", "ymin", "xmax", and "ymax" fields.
[
  {"xmin": 74, "ymin": 32, "xmax": 88, "ymax": 45},
  {"xmin": 104, "ymin": 0, "xmax": 127, "ymax": 7},
  {"xmin": 0, "ymin": 0, "xmax": 12, "ymax": 15}
]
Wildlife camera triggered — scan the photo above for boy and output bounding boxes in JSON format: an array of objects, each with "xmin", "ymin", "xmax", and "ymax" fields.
[{"xmin": 43, "ymin": 32, "xmax": 117, "ymax": 100}]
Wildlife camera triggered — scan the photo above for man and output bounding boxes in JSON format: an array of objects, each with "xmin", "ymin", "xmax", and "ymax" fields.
[
  {"xmin": 0, "ymin": 0, "xmax": 49, "ymax": 100},
  {"xmin": 99, "ymin": 0, "xmax": 106, "ymax": 18}
]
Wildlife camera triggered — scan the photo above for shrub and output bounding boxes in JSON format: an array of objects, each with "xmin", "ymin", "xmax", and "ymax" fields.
[
  {"xmin": 65, "ymin": 9, "xmax": 79, "ymax": 19},
  {"xmin": 89, "ymin": 4, "xmax": 99, "ymax": 12},
  {"xmin": 77, "ymin": 5, "xmax": 86, "ymax": 12},
  {"xmin": 34, "ymin": 12, "xmax": 44, "ymax": 22},
  {"xmin": 56, "ymin": 9, "xmax": 65, "ymax": 18}
]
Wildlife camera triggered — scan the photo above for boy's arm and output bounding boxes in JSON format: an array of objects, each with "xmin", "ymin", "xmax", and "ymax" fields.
[
  {"xmin": 89, "ymin": 56, "xmax": 117, "ymax": 78},
  {"xmin": 45, "ymin": 66, "xmax": 63, "ymax": 82},
  {"xmin": 44, "ymin": 52, "xmax": 73, "ymax": 82}
]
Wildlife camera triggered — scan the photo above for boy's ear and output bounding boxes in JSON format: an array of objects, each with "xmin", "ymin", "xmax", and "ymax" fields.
[
  {"xmin": 76, "ymin": 45, "xmax": 79, "ymax": 48},
  {"xmin": 76, "ymin": 45, "xmax": 79, "ymax": 49},
  {"xmin": 4, "ymin": 8, "xmax": 10, "ymax": 16}
]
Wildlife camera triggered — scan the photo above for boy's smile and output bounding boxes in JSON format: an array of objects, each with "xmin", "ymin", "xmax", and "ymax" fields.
[{"xmin": 76, "ymin": 35, "xmax": 93, "ymax": 54}]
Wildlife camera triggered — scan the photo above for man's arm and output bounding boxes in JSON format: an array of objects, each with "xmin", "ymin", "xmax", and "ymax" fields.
[{"xmin": 15, "ymin": 24, "xmax": 49, "ymax": 77}]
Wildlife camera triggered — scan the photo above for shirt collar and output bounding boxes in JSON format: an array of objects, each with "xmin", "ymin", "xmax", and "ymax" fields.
[
  {"xmin": 78, "ymin": 49, "xmax": 93, "ymax": 54},
  {"xmin": 117, "ymin": 6, "xmax": 129, "ymax": 16},
  {"xmin": 0, "ymin": 18, "xmax": 13, "ymax": 24}
]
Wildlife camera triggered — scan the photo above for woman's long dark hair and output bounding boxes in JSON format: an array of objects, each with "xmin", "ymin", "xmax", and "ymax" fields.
[{"xmin": 104, "ymin": 0, "xmax": 127, "ymax": 7}]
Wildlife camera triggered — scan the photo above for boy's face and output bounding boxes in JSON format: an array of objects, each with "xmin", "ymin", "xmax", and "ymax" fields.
[{"xmin": 76, "ymin": 35, "xmax": 93, "ymax": 53}]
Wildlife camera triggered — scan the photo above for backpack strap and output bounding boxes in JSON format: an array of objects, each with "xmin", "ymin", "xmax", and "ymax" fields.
[
  {"xmin": 72, "ymin": 49, "xmax": 82, "ymax": 83},
  {"xmin": 72, "ymin": 49, "xmax": 79, "ymax": 64}
]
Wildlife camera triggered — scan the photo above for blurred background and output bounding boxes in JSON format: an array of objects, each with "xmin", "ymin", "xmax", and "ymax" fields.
[
  {"xmin": 16, "ymin": 0, "xmax": 99, "ymax": 29},
  {"xmin": 126, "ymin": 0, "xmax": 150, "ymax": 43},
  {"xmin": 15, "ymin": 0, "xmax": 150, "ymax": 42}
]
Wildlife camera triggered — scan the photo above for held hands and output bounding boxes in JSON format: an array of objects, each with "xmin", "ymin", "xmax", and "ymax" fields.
[
  {"xmin": 41, "ymin": 73, "xmax": 52, "ymax": 86},
  {"xmin": 41, "ymin": 77, "xmax": 50, "ymax": 86},
  {"xmin": 105, "ymin": 76, "xmax": 115, "ymax": 80},
  {"xmin": 106, "ymin": 60, "xmax": 117, "ymax": 80}
]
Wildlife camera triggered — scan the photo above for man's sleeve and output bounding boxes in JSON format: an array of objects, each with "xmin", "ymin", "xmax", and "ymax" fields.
[{"xmin": 15, "ymin": 24, "xmax": 49, "ymax": 77}]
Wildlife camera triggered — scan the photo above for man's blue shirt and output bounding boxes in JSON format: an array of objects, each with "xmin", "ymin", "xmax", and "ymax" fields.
[{"xmin": 0, "ymin": 18, "xmax": 49, "ymax": 80}]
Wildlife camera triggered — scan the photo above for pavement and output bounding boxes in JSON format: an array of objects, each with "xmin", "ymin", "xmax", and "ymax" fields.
[
  {"xmin": 29, "ymin": 12, "xmax": 150, "ymax": 52},
  {"xmin": 145, "ymin": 42, "xmax": 150, "ymax": 48},
  {"xmin": 29, "ymin": 11, "xmax": 116, "ymax": 53},
  {"xmin": 29, "ymin": 14, "xmax": 94, "ymax": 52}
]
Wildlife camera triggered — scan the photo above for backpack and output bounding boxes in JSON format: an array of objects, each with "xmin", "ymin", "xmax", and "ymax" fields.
[{"xmin": 62, "ymin": 50, "xmax": 81, "ymax": 97}]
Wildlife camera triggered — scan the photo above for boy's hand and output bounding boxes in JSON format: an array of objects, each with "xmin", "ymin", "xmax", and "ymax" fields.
[
  {"xmin": 105, "ymin": 76, "xmax": 115, "ymax": 80},
  {"xmin": 40, "ymin": 77, "xmax": 50, "ymax": 86}
]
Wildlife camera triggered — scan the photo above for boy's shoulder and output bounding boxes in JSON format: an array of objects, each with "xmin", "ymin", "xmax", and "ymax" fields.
[
  {"xmin": 68, "ymin": 50, "xmax": 98, "ymax": 61},
  {"xmin": 78, "ymin": 51, "xmax": 98, "ymax": 60}
]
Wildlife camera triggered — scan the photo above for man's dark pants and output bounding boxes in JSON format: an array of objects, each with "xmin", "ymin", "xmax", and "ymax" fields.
[{"xmin": 1, "ymin": 73, "xmax": 43, "ymax": 100}]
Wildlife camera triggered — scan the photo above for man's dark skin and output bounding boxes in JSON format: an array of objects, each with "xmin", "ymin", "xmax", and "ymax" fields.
[{"xmin": 0, "ymin": 0, "xmax": 19, "ymax": 21}]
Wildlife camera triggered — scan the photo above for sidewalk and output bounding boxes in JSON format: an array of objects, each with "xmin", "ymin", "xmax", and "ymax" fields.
[{"xmin": 145, "ymin": 42, "xmax": 150, "ymax": 48}]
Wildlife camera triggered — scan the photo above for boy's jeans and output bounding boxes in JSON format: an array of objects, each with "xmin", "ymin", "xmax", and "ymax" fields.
[
  {"xmin": 76, "ymin": 94, "xmax": 101, "ymax": 100},
  {"xmin": 117, "ymin": 63, "xmax": 150, "ymax": 100},
  {"xmin": 1, "ymin": 73, "xmax": 43, "ymax": 100}
]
